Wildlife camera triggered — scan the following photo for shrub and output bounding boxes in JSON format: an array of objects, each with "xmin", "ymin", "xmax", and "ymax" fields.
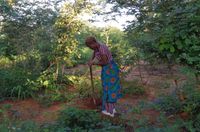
[
  {"xmin": 58, "ymin": 107, "xmax": 125, "ymax": 131},
  {"xmin": 28, "ymin": 68, "xmax": 73, "ymax": 104},
  {"xmin": 0, "ymin": 67, "xmax": 35, "ymax": 100},
  {"xmin": 156, "ymin": 95, "xmax": 182, "ymax": 115},
  {"xmin": 192, "ymin": 113, "xmax": 200, "ymax": 131},
  {"xmin": 180, "ymin": 81, "xmax": 200, "ymax": 116},
  {"xmin": 153, "ymin": 80, "xmax": 200, "ymax": 131},
  {"xmin": 58, "ymin": 107, "xmax": 101, "ymax": 129},
  {"xmin": 0, "ymin": 107, "xmax": 124, "ymax": 131},
  {"xmin": 122, "ymin": 80, "xmax": 145, "ymax": 96},
  {"xmin": 67, "ymin": 75, "xmax": 102, "ymax": 98}
]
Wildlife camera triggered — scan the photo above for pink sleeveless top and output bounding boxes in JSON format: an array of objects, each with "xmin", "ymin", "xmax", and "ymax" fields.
[{"xmin": 94, "ymin": 43, "xmax": 113, "ymax": 63}]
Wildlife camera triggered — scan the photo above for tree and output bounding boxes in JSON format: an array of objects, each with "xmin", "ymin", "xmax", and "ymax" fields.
[
  {"xmin": 0, "ymin": 0, "xmax": 95, "ymax": 99},
  {"xmin": 107, "ymin": 0, "xmax": 200, "ymax": 77}
]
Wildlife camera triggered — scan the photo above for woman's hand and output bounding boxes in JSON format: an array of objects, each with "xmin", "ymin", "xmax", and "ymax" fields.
[
  {"xmin": 87, "ymin": 54, "xmax": 109, "ymax": 66},
  {"xmin": 87, "ymin": 57, "xmax": 100, "ymax": 66}
]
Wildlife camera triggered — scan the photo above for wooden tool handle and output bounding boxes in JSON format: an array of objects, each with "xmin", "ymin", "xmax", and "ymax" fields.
[
  {"xmin": 89, "ymin": 66, "xmax": 95, "ymax": 93},
  {"xmin": 89, "ymin": 66, "xmax": 96, "ymax": 105}
]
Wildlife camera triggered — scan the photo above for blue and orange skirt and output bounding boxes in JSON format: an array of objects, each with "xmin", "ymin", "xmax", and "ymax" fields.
[{"xmin": 101, "ymin": 60, "xmax": 122, "ymax": 110}]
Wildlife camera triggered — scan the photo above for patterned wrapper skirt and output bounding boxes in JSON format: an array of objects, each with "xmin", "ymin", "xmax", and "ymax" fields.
[{"xmin": 101, "ymin": 60, "xmax": 122, "ymax": 110}]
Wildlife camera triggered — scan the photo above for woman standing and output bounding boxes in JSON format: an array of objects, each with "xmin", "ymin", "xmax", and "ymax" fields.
[{"xmin": 85, "ymin": 36, "xmax": 122, "ymax": 117}]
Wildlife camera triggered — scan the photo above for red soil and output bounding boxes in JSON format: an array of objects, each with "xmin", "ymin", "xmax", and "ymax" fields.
[{"xmin": 0, "ymin": 99, "xmax": 63, "ymax": 123}]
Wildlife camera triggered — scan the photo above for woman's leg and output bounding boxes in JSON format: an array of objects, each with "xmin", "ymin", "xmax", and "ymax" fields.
[
  {"xmin": 105, "ymin": 103, "xmax": 109, "ymax": 111},
  {"xmin": 113, "ymin": 103, "xmax": 116, "ymax": 110},
  {"xmin": 102, "ymin": 94, "xmax": 106, "ymax": 111},
  {"xmin": 106, "ymin": 103, "xmax": 114, "ymax": 114}
]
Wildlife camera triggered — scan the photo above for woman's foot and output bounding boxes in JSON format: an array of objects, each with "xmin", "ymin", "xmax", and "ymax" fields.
[
  {"xmin": 113, "ymin": 108, "xmax": 117, "ymax": 114},
  {"xmin": 101, "ymin": 110, "xmax": 114, "ymax": 117},
  {"xmin": 101, "ymin": 110, "xmax": 110, "ymax": 115},
  {"xmin": 109, "ymin": 112, "xmax": 114, "ymax": 117}
]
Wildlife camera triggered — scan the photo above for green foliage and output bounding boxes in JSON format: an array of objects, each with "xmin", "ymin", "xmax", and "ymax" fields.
[
  {"xmin": 180, "ymin": 81, "xmax": 200, "ymax": 116},
  {"xmin": 67, "ymin": 74, "xmax": 102, "ymax": 98},
  {"xmin": 156, "ymin": 94, "xmax": 182, "ymax": 115},
  {"xmin": 0, "ymin": 0, "xmax": 58, "ymax": 99},
  {"xmin": 98, "ymin": 27, "xmax": 138, "ymax": 66},
  {"xmin": 109, "ymin": 0, "xmax": 200, "ymax": 74},
  {"xmin": 0, "ymin": 66, "xmax": 35, "ymax": 99},
  {"xmin": 135, "ymin": 122, "xmax": 181, "ymax": 132},
  {"xmin": 74, "ymin": 47, "xmax": 92, "ymax": 64},
  {"xmin": 0, "ymin": 0, "xmax": 138, "ymax": 101},
  {"xmin": 110, "ymin": 42, "xmax": 137, "ymax": 66},
  {"xmin": 58, "ymin": 107, "xmax": 100, "ymax": 129},
  {"xmin": 11, "ymin": 121, "xmax": 39, "ymax": 132},
  {"xmin": 153, "ymin": 80, "xmax": 200, "ymax": 130},
  {"xmin": 28, "ymin": 69, "xmax": 76, "ymax": 105},
  {"xmin": 30, "ymin": 69, "xmax": 64, "ymax": 91},
  {"xmin": 76, "ymin": 25, "xmax": 138, "ymax": 66},
  {"xmin": 0, "ymin": 119, "xmax": 42, "ymax": 132},
  {"xmin": 131, "ymin": 106, "xmax": 142, "ymax": 114},
  {"xmin": 0, "ymin": 107, "xmax": 124, "ymax": 131},
  {"xmin": 122, "ymin": 80, "xmax": 145, "ymax": 96},
  {"xmin": 58, "ymin": 107, "xmax": 124, "ymax": 131},
  {"xmin": 193, "ymin": 113, "xmax": 200, "ymax": 130},
  {"xmin": 0, "ymin": 104, "xmax": 12, "ymax": 131},
  {"xmin": 0, "ymin": 0, "xmax": 97, "ymax": 100}
]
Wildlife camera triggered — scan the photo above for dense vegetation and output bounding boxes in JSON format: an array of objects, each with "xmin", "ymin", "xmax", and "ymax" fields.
[
  {"xmin": 108, "ymin": 0, "xmax": 200, "ymax": 78},
  {"xmin": 0, "ymin": 0, "xmax": 200, "ymax": 131},
  {"xmin": 0, "ymin": 0, "xmax": 136, "ymax": 101}
]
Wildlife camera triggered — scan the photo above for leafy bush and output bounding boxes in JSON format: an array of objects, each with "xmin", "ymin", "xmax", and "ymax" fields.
[
  {"xmin": 176, "ymin": 81, "xmax": 200, "ymax": 116},
  {"xmin": 74, "ymin": 47, "xmax": 92, "ymax": 65},
  {"xmin": 122, "ymin": 80, "xmax": 145, "ymax": 96},
  {"xmin": 0, "ymin": 52, "xmax": 46, "ymax": 100},
  {"xmin": 110, "ymin": 43, "xmax": 138, "ymax": 67},
  {"xmin": 27, "ymin": 67, "xmax": 73, "ymax": 104},
  {"xmin": 0, "ymin": 106, "xmax": 124, "ymax": 131},
  {"xmin": 67, "ymin": 75, "xmax": 102, "ymax": 98},
  {"xmin": 58, "ymin": 107, "xmax": 124, "ymax": 131},
  {"xmin": 154, "ymin": 80, "xmax": 200, "ymax": 115},
  {"xmin": 156, "ymin": 95, "xmax": 182, "ymax": 115},
  {"xmin": 0, "ymin": 67, "xmax": 35, "ymax": 100},
  {"xmin": 0, "ymin": 104, "xmax": 13, "ymax": 131},
  {"xmin": 58, "ymin": 107, "xmax": 101, "ymax": 129},
  {"xmin": 193, "ymin": 113, "xmax": 200, "ymax": 131},
  {"xmin": 11, "ymin": 121, "xmax": 39, "ymax": 132},
  {"xmin": 152, "ymin": 80, "xmax": 200, "ymax": 131}
]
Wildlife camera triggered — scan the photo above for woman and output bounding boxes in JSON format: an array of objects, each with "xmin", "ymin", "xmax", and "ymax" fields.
[{"xmin": 85, "ymin": 36, "xmax": 122, "ymax": 117}]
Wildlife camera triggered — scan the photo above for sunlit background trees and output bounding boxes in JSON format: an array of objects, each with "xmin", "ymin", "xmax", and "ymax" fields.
[
  {"xmin": 0, "ymin": 0, "xmax": 137, "ymax": 100},
  {"xmin": 0, "ymin": 0, "xmax": 200, "ymax": 131}
]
